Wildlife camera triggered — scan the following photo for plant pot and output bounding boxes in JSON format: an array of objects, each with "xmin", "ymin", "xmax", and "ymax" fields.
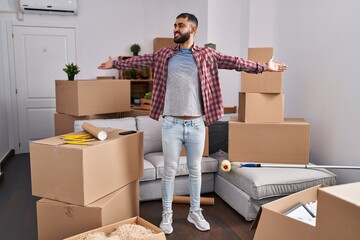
[
  {"xmin": 133, "ymin": 98, "xmax": 141, "ymax": 105},
  {"xmin": 68, "ymin": 75, "xmax": 75, "ymax": 81}
]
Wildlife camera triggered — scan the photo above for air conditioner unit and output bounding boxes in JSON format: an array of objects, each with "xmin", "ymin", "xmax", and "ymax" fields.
[{"xmin": 20, "ymin": 0, "xmax": 78, "ymax": 16}]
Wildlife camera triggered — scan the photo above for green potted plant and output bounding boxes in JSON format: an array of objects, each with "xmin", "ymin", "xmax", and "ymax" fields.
[
  {"xmin": 130, "ymin": 44, "xmax": 141, "ymax": 56},
  {"xmin": 131, "ymin": 93, "xmax": 141, "ymax": 105},
  {"xmin": 63, "ymin": 63, "xmax": 80, "ymax": 80},
  {"xmin": 129, "ymin": 69, "xmax": 137, "ymax": 79},
  {"xmin": 141, "ymin": 92, "xmax": 152, "ymax": 110}
]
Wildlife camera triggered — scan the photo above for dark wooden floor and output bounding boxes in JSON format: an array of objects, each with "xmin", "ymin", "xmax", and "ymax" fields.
[{"xmin": 0, "ymin": 153, "xmax": 255, "ymax": 240}]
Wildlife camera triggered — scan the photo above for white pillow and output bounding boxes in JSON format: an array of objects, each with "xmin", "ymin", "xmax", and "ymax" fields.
[{"xmin": 136, "ymin": 116, "xmax": 162, "ymax": 154}]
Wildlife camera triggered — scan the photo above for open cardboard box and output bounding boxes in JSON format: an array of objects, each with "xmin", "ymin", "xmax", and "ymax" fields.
[
  {"xmin": 315, "ymin": 182, "xmax": 360, "ymax": 240},
  {"xmin": 64, "ymin": 216, "xmax": 166, "ymax": 240},
  {"xmin": 251, "ymin": 184, "xmax": 326, "ymax": 240},
  {"xmin": 30, "ymin": 128, "xmax": 143, "ymax": 206}
]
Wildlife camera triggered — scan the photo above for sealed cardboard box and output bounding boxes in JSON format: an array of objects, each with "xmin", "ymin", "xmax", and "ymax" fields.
[
  {"xmin": 248, "ymin": 47, "xmax": 274, "ymax": 62},
  {"xmin": 55, "ymin": 80, "xmax": 130, "ymax": 116},
  {"xmin": 241, "ymin": 72, "xmax": 282, "ymax": 93},
  {"xmin": 54, "ymin": 112, "xmax": 121, "ymax": 135},
  {"xmin": 180, "ymin": 127, "xmax": 209, "ymax": 157},
  {"xmin": 64, "ymin": 216, "xmax": 166, "ymax": 240},
  {"xmin": 37, "ymin": 180, "xmax": 139, "ymax": 240},
  {"xmin": 153, "ymin": 37, "xmax": 177, "ymax": 52},
  {"xmin": 315, "ymin": 182, "xmax": 360, "ymax": 240},
  {"xmin": 30, "ymin": 129, "xmax": 143, "ymax": 206},
  {"xmin": 229, "ymin": 118, "xmax": 310, "ymax": 164},
  {"xmin": 251, "ymin": 185, "xmax": 325, "ymax": 240},
  {"xmin": 241, "ymin": 47, "xmax": 282, "ymax": 93},
  {"xmin": 238, "ymin": 92, "xmax": 284, "ymax": 123}
]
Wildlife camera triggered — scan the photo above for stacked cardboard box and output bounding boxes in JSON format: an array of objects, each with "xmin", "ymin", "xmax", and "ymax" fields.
[
  {"xmin": 30, "ymin": 128, "xmax": 144, "ymax": 240},
  {"xmin": 54, "ymin": 80, "xmax": 131, "ymax": 135},
  {"xmin": 229, "ymin": 48, "xmax": 310, "ymax": 164}
]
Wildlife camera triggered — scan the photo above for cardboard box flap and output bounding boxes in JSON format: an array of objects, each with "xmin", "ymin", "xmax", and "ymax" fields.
[{"xmin": 319, "ymin": 182, "xmax": 360, "ymax": 205}]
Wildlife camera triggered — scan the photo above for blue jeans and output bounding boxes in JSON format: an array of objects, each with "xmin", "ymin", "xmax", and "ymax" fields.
[{"xmin": 161, "ymin": 116, "xmax": 206, "ymax": 213}]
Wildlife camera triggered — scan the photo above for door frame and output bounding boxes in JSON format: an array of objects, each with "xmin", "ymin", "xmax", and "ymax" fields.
[{"xmin": 6, "ymin": 20, "xmax": 77, "ymax": 153}]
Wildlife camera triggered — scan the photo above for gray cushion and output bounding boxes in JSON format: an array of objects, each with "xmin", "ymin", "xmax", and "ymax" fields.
[
  {"xmin": 140, "ymin": 159, "xmax": 156, "ymax": 182},
  {"xmin": 212, "ymin": 151, "xmax": 337, "ymax": 200},
  {"xmin": 74, "ymin": 117, "xmax": 137, "ymax": 132},
  {"xmin": 144, "ymin": 152, "xmax": 219, "ymax": 179},
  {"xmin": 136, "ymin": 116, "xmax": 163, "ymax": 154}
]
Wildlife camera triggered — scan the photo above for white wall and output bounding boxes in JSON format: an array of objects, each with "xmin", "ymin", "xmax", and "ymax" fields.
[
  {"xmin": 208, "ymin": 0, "xmax": 250, "ymax": 108},
  {"xmin": 250, "ymin": 0, "xmax": 360, "ymax": 184}
]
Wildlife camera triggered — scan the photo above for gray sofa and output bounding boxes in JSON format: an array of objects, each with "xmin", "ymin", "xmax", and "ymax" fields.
[{"xmin": 74, "ymin": 116, "xmax": 336, "ymax": 221}]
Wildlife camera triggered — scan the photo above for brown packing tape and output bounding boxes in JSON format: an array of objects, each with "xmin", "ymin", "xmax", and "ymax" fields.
[
  {"xmin": 173, "ymin": 196, "xmax": 215, "ymax": 206},
  {"xmin": 82, "ymin": 122, "xmax": 107, "ymax": 141}
]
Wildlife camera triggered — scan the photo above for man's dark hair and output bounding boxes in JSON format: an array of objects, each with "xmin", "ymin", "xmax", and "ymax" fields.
[{"xmin": 176, "ymin": 13, "xmax": 198, "ymax": 28}]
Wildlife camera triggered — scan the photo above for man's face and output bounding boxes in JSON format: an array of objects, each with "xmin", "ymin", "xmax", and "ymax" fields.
[{"xmin": 173, "ymin": 17, "xmax": 194, "ymax": 44}]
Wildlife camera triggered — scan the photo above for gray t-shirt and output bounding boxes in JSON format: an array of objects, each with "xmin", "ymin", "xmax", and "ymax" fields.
[{"xmin": 163, "ymin": 47, "xmax": 203, "ymax": 116}]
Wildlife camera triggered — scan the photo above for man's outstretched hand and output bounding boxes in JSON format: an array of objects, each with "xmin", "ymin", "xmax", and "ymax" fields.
[
  {"xmin": 266, "ymin": 57, "xmax": 287, "ymax": 72},
  {"xmin": 98, "ymin": 56, "xmax": 113, "ymax": 69}
]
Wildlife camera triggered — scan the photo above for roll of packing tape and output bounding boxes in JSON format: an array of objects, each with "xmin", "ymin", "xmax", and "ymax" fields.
[{"xmin": 82, "ymin": 122, "xmax": 107, "ymax": 141}]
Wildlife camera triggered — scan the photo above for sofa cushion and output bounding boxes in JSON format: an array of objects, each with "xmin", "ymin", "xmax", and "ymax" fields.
[
  {"xmin": 140, "ymin": 159, "xmax": 156, "ymax": 182},
  {"xmin": 73, "ymin": 117, "xmax": 137, "ymax": 132},
  {"xmin": 212, "ymin": 151, "xmax": 336, "ymax": 200},
  {"xmin": 136, "ymin": 116, "xmax": 163, "ymax": 154},
  {"xmin": 144, "ymin": 152, "xmax": 219, "ymax": 179}
]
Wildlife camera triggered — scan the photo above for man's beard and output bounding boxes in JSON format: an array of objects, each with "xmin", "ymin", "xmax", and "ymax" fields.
[{"xmin": 174, "ymin": 31, "xmax": 191, "ymax": 44}]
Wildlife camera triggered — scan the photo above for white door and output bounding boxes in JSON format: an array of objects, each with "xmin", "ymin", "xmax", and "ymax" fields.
[{"xmin": 12, "ymin": 25, "xmax": 76, "ymax": 153}]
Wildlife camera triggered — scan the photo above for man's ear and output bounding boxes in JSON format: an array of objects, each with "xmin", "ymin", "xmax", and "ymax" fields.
[{"xmin": 191, "ymin": 25, "xmax": 197, "ymax": 35}]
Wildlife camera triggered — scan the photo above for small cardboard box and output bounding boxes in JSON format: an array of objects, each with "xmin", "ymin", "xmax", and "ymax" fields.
[
  {"xmin": 241, "ymin": 47, "xmax": 282, "ymax": 93},
  {"xmin": 153, "ymin": 37, "xmax": 177, "ymax": 52},
  {"xmin": 248, "ymin": 47, "xmax": 274, "ymax": 62},
  {"xmin": 229, "ymin": 118, "xmax": 310, "ymax": 164},
  {"xmin": 238, "ymin": 92, "xmax": 284, "ymax": 123},
  {"xmin": 241, "ymin": 72, "xmax": 282, "ymax": 93},
  {"xmin": 55, "ymin": 80, "xmax": 130, "ymax": 116},
  {"xmin": 30, "ymin": 129, "xmax": 143, "ymax": 206},
  {"xmin": 64, "ymin": 216, "xmax": 166, "ymax": 240},
  {"xmin": 251, "ymin": 185, "xmax": 325, "ymax": 240},
  {"xmin": 315, "ymin": 182, "xmax": 360, "ymax": 240},
  {"xmin": 37, "ymin": 180, "xmax": 139, "ymax": 240},
  {"xmin": 54, "ymin": 112, "xmax": 121, "ymax": 135},
  {"xmin": 180, "ymin": 127, "xmax": 209, "ymax": 157}
]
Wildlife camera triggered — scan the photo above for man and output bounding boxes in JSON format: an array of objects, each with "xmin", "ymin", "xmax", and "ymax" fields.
[{"xmin": 98, "ymin": 13, "xmax": 287, "ymax": 234}]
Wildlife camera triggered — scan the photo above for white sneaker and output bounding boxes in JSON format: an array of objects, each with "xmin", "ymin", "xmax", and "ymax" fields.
[
  {"xmin": 187, "ymin": 209, "xmax": 210, "ymax": 231},
  {"xmin": 159, "ymin": 211, "xmax": 173, "ymax": 234}
]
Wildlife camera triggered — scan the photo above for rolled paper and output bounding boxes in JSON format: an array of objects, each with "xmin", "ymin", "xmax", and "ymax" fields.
[
  {"xmin": 82, "ymin": 122, "xmax": 107, "ymax": 141},
  {"xmin": 221, "ymin": 159, "xmax": 232, "ymax": 172},
  {"xmin": 173, "ymin": 195, "xmax": 215, "ymax": 205}
]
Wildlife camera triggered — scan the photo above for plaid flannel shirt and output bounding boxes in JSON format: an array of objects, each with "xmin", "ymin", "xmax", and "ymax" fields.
[{"xmin": 113, "ymin": 44, "xmax": 266, "ymax": 125}]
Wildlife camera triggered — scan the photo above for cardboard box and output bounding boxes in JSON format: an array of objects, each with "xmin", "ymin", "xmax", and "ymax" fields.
[
  {"xmin": 251, "ymin": 185, "xmax": 325, "ymax": 240},
  {"xmin": 30, "ymin": 129, "xmax": 144, "ymax": 206},
  {"xmin": 241, "ymin": 47, "xmax": 282, "ymax": 93},
  {"xmin": 180, "ymin": 127, "xmax": 209, "ymax": 157},
  {"xmin": 121, "ymin": 109, "xmax": 150, "ymax": 118},
  {"xmin": 228, "ymin": 118, "xmax": 310, "ymax": 164},
  {"xmin": 64, "ymin": 216, "xmax": 166, "ymax": 240},
  {"xmin": 55, "ymin": 80, "xmax": 130, "ymax": 116},
  {"xmin": 54, "ymin": 112, "xmax": 121, "ymax": 135},
  {"xmin": 153, "ymin": 37, "xmax": 177, "ymax": 52},
  {"xmin": 37, "ymin": 180, "xmax": 139, "ymax": 240},
  {"xmin": 241, "ymin": 72, "xmax": 282, "ymax": 93},
  {"xmin": 315, "ymin": 182, "xmax": 360, "ymax": 240},
  {"xmin": 238, "ymin": 92, "xmax": 284, "ymax": 123}
]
